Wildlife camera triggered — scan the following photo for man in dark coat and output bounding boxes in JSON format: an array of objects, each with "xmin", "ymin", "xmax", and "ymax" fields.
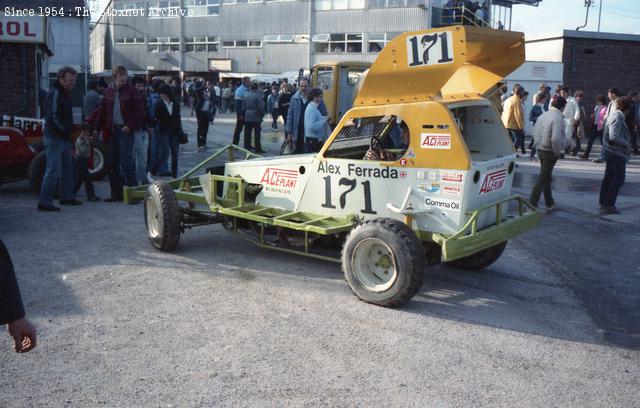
[{"xmin": 38, "ymin": 66, "xmax": 81, "ymax": 212}]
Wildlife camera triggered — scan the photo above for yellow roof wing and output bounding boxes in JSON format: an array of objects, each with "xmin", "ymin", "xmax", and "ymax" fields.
[{"xmin": 354, "ymin": 26, "xmax": 525, "ymax": 106}]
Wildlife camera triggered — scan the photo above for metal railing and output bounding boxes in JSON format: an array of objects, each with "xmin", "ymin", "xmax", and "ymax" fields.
[{"xmin": 434, "ymin": 6, "xmax": 501, "ymax": 30}]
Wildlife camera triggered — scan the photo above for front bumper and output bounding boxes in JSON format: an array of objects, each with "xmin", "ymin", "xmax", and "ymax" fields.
[{"xmin": 426, "ymin": 195, "xmax": 541, "ymax": 262}]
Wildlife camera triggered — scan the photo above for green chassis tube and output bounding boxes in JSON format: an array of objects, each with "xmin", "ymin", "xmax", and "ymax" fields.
[{"xmin": 125, "ymin": 145, "xmax": 540, "ymax": 263}]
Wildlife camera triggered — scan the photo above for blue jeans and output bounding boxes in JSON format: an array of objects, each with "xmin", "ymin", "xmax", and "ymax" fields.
[
  {"xmin": 39, "ymin": 136, "xmax": 74, "ymax": 206},
  {"xmin": 150, "ymin": 129, "xmax": 171, "ymax": 175},
  {"xmin": 169, "ymin": 135, "xmax": 179, "ymax": 178},
  {"xmin": 599, "ymin": 150, "xmax": 626, "ymax": 208},
  {"xmin": 150, "ymin": 129, "xmax": 179, "ymax": 178},
  {"xmin": 510, "ymin": 129, "xmax": 525, "ymax": 154},
  {"xmin": 108, "ymin": 127, "xmax": 138, "ymax": 198},
  {"xmin": 133, "ymin": 129, "xmax": 147, "ymax": 183},
  {"xmin": 150, "ymin": 128, "xmax": 169, "ymax": 174}
]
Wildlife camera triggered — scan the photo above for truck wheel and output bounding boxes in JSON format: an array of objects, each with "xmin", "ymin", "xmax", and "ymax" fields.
[
  {"xmin": 446, "ymin": 241, "xmax": 507, "ymax": 271},
  {"xmin": 89, "ymin": 140, "xmax": 107, "ymax": 181},
  {"xmin": 144, "ymin": 181, "xmax": 182, "ymax": 252},
  {"xmin": 27, "ymin": 151, "xmax": 47, "ymax": 192},
  {"xmin": 342, "ymin": 218, "xmax": 425, "ymax": 307}
]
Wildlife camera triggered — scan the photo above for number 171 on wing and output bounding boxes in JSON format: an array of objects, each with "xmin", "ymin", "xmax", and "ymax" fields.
[{"xmin": 407, "ymin": 31, "xmax": 454, "ymax": 68}]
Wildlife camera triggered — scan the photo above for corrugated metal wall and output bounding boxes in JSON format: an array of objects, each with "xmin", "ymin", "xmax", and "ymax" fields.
[
  {"xmin": 95, "ymin": 0, "xmax": 433, "ymax": 74},
  {"xmin": 314, "ymin": 8, "xmax": 429, "ymax": 33}
]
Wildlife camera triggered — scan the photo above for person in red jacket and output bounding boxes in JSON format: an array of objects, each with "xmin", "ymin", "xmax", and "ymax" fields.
[{"xmin": 94, "ymin": 65, "xmax": 146, "ymax": 202}]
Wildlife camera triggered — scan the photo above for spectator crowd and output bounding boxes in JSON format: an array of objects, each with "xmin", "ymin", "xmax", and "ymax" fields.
[
  {"xmin": 500, "ymin": 82, "xmax": 639, "ymax": 215},
  {"xmin": 36, "ymin": 65, "xmax": 331, "ymax": 212},
  {"xmin": 34, "ymin": 64, "xmax": 638, "ymax": 216}
]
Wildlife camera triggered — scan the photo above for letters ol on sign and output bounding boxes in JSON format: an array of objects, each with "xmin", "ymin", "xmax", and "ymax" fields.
[{"xmin": 406, "ymin": 31, "xmax": 454, "ymax": 68}]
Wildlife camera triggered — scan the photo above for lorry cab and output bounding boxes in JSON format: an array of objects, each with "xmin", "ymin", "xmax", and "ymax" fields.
[{"xmin": 311, "ymin": 61, "xmax": 371, "ymax": 126}]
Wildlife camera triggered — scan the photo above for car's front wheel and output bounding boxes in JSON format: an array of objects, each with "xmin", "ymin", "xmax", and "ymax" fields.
[
  {"xmin": 342, "ymin": 218, "xmax": 425, "ymax": 307},
  {"xmin": 145, "ymin": 181, "xmax": 182, "ymax": 252}
]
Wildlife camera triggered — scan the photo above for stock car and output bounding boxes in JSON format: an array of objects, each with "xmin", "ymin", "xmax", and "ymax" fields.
[
  {"xmin": 125, "ymin": 26, "xmax": 540, "ymax": 307},
  {"xmin": 0, "ymin": 116, "xmax": 106, "ymax": 191}
]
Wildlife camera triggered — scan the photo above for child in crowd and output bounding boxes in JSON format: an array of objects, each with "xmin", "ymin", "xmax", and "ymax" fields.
[
  {"xmin": 74, "ymin": 123, "xmax": 101, "ymax": 202},
  {"xmin": 267, "ymin": 86, "xmax": 279, "ymax": 132}
]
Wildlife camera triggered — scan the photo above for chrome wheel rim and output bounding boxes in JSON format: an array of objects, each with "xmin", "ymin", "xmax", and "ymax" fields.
[
  {"xmin": 89, "ymin": 148, "xmax": 104, "ymax": 175},
  {"xmin": 352, "ymin": 238, "xmax": 397, "ymax": 292},
  {"xmin": 146, "ymin": 197, "xmax": 160, "ymax": 238}
]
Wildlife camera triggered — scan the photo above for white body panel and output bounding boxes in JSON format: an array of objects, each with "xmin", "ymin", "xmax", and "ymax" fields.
[{"xmin": 223, "ymin": 152, "xmax": 517, "ymax": 236}]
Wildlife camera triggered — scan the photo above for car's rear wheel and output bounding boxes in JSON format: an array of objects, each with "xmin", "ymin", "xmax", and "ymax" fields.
[
  {"xmin": 342, "ymin": 218, "xmax": 425, "ymax": 307},
  {"xmin": 27, "ymin": 151, "xmax": 47, "ymax": 192},
  {"xmin": 89, "ymin": 140, "xmax": 107, "ymax": 181},
  {"xmin": 445, "ymin": 241, "xmax": 508, "ymax": 271},
  {"xmin": 145, "ymin": 181, "xmax": 182, "ymax": 252}
]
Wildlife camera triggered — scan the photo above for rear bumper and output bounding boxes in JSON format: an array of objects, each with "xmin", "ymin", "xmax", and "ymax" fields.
[{"xmin": 425, "ymin": 195, "xmax": 541, "ymax": 262}]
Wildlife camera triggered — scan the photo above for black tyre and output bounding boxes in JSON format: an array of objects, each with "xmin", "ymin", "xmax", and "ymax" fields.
[
  {"xmin": 144, "ymin": 181, "xmax": 182, "ymax": 252},
  {"xmin": 342, "ymin": 218, "xmax": 425, "ymax": 307},
  {"xmin": 445, "ymin": 241, "xmax": 507, "ymax": 271},
  {"xmin": 27, "ymin": 151, "xmax": 47, "ymax": 192},
  {"xmin": 89, "ymin": 140, "xmax": 107, "ymax": 181}
]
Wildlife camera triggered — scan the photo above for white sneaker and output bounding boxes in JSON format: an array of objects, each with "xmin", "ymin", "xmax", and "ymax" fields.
[{"xmin": 147, "ymin": 171, "xmax": 154, "ymax": 184}]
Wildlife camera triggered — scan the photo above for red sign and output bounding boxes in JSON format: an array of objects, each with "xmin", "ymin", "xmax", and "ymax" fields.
[
  {"xmin": 479, "ymin": 169, "xmax": 507, "ymax": 195},
  {"xmin": 0, "ymin": 17, "xmax": 45, "ymax": 44}
]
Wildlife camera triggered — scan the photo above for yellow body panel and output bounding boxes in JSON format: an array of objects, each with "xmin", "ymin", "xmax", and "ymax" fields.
[
  {"xmin": 354, "ymin": 26, "xmax": 524, "ymax": 107},
  {"xmin": 318, "ymin": 101, "xmax": 475, "ymax": 170}
]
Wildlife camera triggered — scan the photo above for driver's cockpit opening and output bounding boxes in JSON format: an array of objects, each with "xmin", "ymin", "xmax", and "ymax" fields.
[{"xmin": 323, "ymin": 115, "xmax": 410, "ymax": 162}]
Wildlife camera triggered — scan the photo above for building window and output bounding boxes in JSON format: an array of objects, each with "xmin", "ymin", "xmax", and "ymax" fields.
[
  {"xmin": 115, "ymin": 2, "xmax": 141, "ymax": 10},
  {"xmin": 148, "ymin": 37, "xmax": 180, "ymax": 53},
  {"xmin": 116, "ymin": 37, "xmax": 145, "ymax": 44},
  {"xmin": 367, "ymin": 32, "xmax": 399, "ymax": 52},
  {"xmin": 222, "ymin": 40, "xmax": 261, "ymax": 48},
  {"xmin": 313, "ymin": 33, "xmax": 363, "ymax": 53},
  {"xmin": 314, "ymin": 0, "xmax": 364, "ymax": 10},
  {"xmin": 185, "ymin": 0, "xmax": 221, "ymax": 15},
  {"xmin": 185, "ymin": 36, "xmax": 219, "ymax": 52},
  {"xmin": 263, "ymin": 34, "xmax": 295, "ymax": 43},
  {"xmin": 369, "ymin": 0, "xmax": 421, "ymax": 8},
  {"xmin": 148, "ymin": 1, "xmax": 181, "ymax": 17},
  {"xmin": 222, "ymin": 0, "xmax": 249, "ymax": 4}
]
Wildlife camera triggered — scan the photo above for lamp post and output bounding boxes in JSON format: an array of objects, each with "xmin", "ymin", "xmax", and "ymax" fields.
[{"xmin": 597, "ymin": 0, "xmax": 603, "ymax": 32}]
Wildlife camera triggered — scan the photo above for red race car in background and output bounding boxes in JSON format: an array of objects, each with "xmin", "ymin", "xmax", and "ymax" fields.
[{"xmin": 0, "ymin": 115, "xmax": 107, "ymax": 191}]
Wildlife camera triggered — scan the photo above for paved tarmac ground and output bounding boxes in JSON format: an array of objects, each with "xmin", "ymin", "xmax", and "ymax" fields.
[{"xmin": 1, "ymin": 109, "xmax": 639, "ymax": 407}]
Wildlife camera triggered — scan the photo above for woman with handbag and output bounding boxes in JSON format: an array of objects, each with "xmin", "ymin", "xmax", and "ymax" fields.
[{"xmin": 148, "ymin": 84, "xmax": 184, "ymax": 181}]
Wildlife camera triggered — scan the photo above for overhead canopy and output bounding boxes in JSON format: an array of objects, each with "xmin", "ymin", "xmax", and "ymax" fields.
[{"xmin": 354, "ymin": 26, "xmax": 525, "ymax": 107}]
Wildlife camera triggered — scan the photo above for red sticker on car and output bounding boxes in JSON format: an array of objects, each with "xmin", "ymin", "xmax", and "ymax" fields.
[{"xmin": 479, "ymin": 169, "xmax": 507, "ymax": 195}]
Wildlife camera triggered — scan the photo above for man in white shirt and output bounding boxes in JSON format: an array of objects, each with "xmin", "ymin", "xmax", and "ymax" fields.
[
  {"xmin": 213, "ymin": 82, "xmax": 221, "ymax": 110},
  {"xmin": 560, "ymin": 87, "xmax": 580, "ymax": 154}
]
